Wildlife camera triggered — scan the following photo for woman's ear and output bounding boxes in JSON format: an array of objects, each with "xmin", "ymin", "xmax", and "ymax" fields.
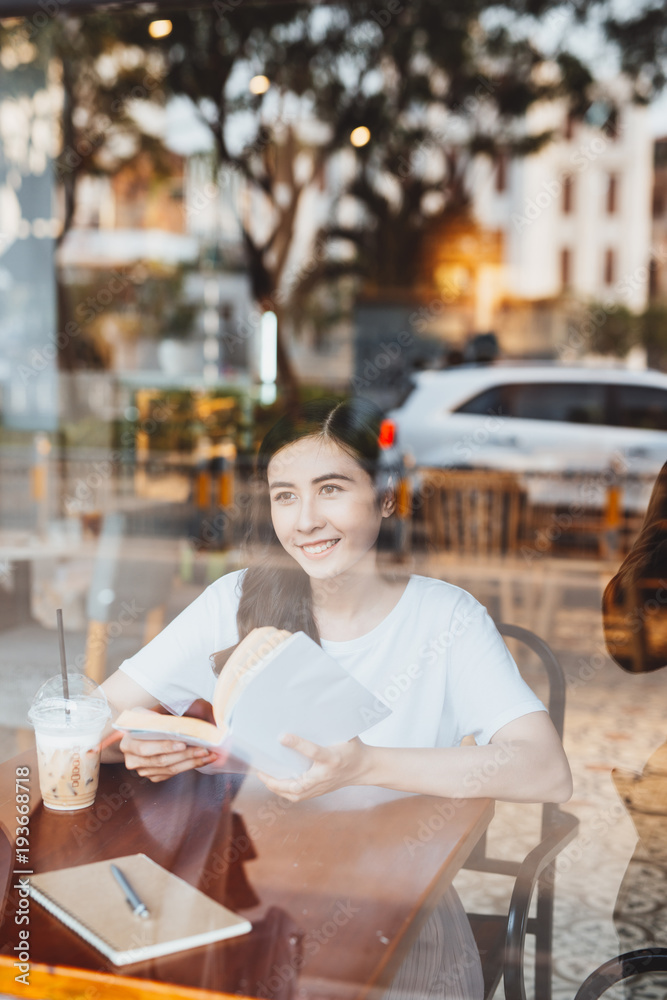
[{"xmin": 381, "ymin": 478, "xmax": 396, "ymax": 517}]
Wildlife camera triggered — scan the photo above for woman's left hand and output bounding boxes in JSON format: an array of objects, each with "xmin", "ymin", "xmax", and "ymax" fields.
[{"xmin": 256, "ymin": 734, "xmax": 368, "ymax": 801}]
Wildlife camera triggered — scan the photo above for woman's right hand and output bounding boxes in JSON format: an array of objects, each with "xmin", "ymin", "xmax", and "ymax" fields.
[
  {"xmin": 100, "ymin": 673, "xmax": 219, "ymax": 781},
  {"xmin": 119, "ymin": 734, "xmax": 218, "ymax": 782}
]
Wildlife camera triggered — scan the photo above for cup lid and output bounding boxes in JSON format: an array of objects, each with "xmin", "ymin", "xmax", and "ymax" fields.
[{"xmin": 28, "ymin": 673, "xmax": 110, "ymax": 729}]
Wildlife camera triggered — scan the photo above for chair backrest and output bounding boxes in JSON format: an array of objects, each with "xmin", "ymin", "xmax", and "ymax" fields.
[
  {"xmin": 464, "ymin": 622, "xmax": 578, "ymax": 1000},
  {"xmin": 496, "ymin": 622, "xmax": 568, "ymax": 838},
  {"xmin": 496, "ymin": 623, "xmax": 566, "ymax": 739},
  {"xmin": 419, "ymin": 469, "xmax": 525, "ymax": 557},
  {"xmin": 574, "ymin": 948, "xmax": 667, "ymax": 1000}
]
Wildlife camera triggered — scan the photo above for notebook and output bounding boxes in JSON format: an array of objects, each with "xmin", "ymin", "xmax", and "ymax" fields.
[{"xmin": 28, "ymin": 853, "xmax": 252, "ymax": 966}]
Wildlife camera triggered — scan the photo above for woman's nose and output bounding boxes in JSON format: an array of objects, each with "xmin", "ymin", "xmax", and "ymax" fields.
[{"xmin": 294, "ymin": 496, "xmax": 325, "ymax": 533}]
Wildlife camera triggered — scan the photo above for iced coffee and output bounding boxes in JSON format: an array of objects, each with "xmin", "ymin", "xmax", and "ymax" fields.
[{"xmin": 28, "ymin": 675, "xmax": 110, "ymax": 812}]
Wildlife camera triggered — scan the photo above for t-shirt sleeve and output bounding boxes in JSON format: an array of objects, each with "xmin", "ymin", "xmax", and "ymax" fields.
[
  {"xmin": 439, "ymin": 594, "xmax": 546, "ymax": 746},
  {"xmin": 118, "ymin": 570, "xmax": 243, "ymax": 716}
]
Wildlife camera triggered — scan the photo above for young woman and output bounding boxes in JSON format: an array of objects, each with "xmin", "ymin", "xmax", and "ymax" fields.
[{"xmin": 101, "ymin": 396, "xmax": 572, "ymax": 1000}]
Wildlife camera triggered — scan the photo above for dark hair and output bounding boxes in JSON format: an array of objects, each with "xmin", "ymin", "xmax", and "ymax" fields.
[
  {"xmin": 602, "ymin": 460, "xmax": 667, "ymax": 672},
  {"xmin": 236, "ymin": 397, "xmax": 392, "ymax": 644}
]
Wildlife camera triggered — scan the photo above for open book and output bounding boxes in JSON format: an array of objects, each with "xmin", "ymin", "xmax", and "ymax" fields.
[{"xmin": 114, "ymin": 628, "xmax": 391, "ymax": 778}]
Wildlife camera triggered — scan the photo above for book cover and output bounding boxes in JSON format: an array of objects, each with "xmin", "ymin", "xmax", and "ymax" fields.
[{"xmin": 28, "ymin": 853, "xmax": 251, "ymax": 966}]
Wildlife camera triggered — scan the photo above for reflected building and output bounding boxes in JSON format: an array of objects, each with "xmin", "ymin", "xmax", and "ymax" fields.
[
  {"xmin": 354, "ymin": 88, "xmax": 657, "ymax": 402},
  {"xmin": 468, "ymin": 94, "xmax": 654, "ymax": 357},
  {"xmin": 0, "ymin": 55, "xmax": 60, "ymax": 432},
  {"xmin": 650, "ymin": 136, "xmax": 667, "ymax": 309}
]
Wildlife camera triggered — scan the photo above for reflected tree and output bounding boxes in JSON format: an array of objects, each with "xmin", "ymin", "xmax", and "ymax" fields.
[
  {"xmin": 2, "ymin": 0, "xmax": 666, "ymax": 389},
  {"xmin": 112, "ymin": 1, "xmax": 667, "ymax": 387}
]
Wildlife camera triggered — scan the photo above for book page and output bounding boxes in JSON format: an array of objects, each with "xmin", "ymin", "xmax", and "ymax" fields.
[{"xmin": 228, "ymin": 632, "xmax": 391, "ymax": 778}]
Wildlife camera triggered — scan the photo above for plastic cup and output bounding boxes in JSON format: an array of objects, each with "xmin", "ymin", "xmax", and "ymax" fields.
[{"xmin": 28, "ymin": 674, "xmax": 111, "ymax": 812}]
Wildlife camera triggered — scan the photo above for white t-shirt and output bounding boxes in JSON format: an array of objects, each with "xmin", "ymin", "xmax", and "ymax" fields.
[{"xmin": 119, "ymin": 571, "xmax": 545, "ymax": 748}]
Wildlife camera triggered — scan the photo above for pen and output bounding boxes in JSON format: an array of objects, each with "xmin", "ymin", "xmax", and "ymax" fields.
[{"xmin": 111, "ymin": 864, "xmax": 150, "ymax": 919}]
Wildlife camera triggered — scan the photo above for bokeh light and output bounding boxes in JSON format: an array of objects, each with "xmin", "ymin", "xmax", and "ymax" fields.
[
  {"xmin": 249, "ymin": 75, "xmax": 271, "ymax": 95},
  {"xmin": 350, "ymin": 126, "xmax": 371, "ymax": 147},
  {"xmin": 148, "ymin": 20, "xmax": 173, "ymax": 39}
]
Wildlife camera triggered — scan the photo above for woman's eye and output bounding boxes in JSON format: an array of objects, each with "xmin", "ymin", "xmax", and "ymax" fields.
[
  {"xmin": 320, "ymin": 484, "xmax": 342, "ymax": 495},
  {"xmin": 273, "ymin": 491, "xmax": 295, "ymax": 503}
]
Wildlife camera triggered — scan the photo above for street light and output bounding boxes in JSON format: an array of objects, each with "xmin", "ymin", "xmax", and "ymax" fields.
[
  {"xmin": 148, "ymin": 19, "xmax": 172, "ymax": 39},
  {"xmin": 249, "ymin": 75, "xmax": 270, "ymax": 95},
  {"xmin": 350, "ymin": 126, "xmax": 371, "ymax": 147}
]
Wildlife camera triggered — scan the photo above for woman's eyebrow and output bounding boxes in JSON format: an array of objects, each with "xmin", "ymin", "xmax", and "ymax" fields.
[
  {"xmin": 268, "ymin": 472, "xmax": 355, "ymax": 489},
  {"xmin": 311, "ymin": 472, "xmax": 355, "ymax": 484}
]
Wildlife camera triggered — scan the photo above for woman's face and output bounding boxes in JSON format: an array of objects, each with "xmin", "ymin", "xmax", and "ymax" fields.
[{"xmin": 267, "ymin": 435, "xmax": 391, "ymax": 581}]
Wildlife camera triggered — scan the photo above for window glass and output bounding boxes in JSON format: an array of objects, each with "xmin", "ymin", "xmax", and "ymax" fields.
[
  {"xmin": 614, "ymin": 385, "xmax": 667, "ymax": 430},
  {"xmin": 560, "ymin": 248, "xmax": 572, "ymax": 289},
  {"xmin": 604, "ymin": 248, "xmax": 616, "ymax": 285},
  {"xmin": 455, "ymin": 382, "xmax": 609, "ymax": 423},
  {"xmin": 455, "ymin": 385, "xmax": 506, "ymax": 415},
  {"xmin": 562, "ymin": 176, "xmax": 574, "ymax": 214},
  {"xmin": 509, "ymin": 382, "xmax": 607, "ymax": 423}
]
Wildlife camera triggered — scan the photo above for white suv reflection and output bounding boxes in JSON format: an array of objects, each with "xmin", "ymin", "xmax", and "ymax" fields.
[{"xmin": 386, "ymin": 364, "xmax": 667, "ymax": 507}]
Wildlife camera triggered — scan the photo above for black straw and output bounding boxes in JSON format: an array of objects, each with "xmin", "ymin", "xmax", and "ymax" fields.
[{"xmin": 56, "ymin": 608, "xmax": 70, "ymax": 717}]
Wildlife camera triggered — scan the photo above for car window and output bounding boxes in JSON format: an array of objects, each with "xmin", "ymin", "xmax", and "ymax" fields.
[
  {"xmin": 454, "ymin": 385, "xmax": 506, "ymax": 415},
  {"xmin": 613, "ymin": 385, "xmax": 667, "ymax": 430},
  {"xmin": 455, "ymin": 381, "xmax": 607, "ymax": 424},
  {"xmin": 508, "ymin": 382, "xmax": 607, "ymax": 424}
]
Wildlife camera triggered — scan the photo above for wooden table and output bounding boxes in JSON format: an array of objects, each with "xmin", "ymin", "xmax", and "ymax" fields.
[{"xmin": 0, "ymin": 752, "xmax": 493, "ymax": 1000}]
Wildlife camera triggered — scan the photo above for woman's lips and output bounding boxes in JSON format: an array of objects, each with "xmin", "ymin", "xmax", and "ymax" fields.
[{"xmin": 298, "ymin": 538, "xmax": 341, "ymax": 559}]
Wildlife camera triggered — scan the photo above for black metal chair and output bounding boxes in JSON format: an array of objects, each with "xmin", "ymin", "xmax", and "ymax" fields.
[
  {"xmin": 463, "ymin": 623, "xmax": 579, "ymax": 1000},
  {"xmin": 573, "ymin": 948, "xmax": 667, "ymax": 999}
]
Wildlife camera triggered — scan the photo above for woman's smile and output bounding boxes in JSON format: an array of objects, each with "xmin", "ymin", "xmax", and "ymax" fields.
[{"xmin": 298, "ymin": 537, "xmax": 341, "ymax": 558}]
